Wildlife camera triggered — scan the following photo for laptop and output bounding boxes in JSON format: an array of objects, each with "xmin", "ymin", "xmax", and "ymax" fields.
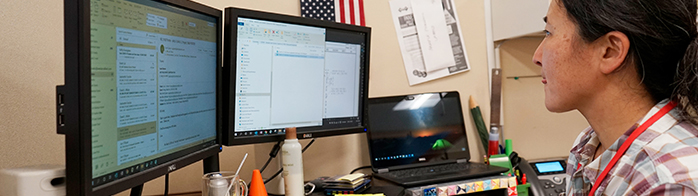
[{"xmin": 366, "ymin": 91, "xmax": 508, "ymax": 187}]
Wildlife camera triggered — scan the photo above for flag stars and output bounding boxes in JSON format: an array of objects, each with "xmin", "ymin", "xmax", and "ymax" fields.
[{"xmin": 302, "ymin": 0, "xmax": 367, "ymax": 24}]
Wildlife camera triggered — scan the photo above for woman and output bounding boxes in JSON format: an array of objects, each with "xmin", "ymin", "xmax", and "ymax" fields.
[{"xmin": 532, "ymin": 0, "xmax": 698, "ymax": 195}]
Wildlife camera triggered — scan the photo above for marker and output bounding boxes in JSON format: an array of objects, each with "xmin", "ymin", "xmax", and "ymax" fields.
[
  {"xmin": 522, "ymin": 173, "xmax": 527, "ymax": 184},
  {"xmin": 488, "ymin": 127, "xmax": 500, "ymax": 155}
]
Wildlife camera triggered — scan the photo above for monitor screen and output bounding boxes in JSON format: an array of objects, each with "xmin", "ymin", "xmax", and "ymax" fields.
[
  {"xmin": 61, "ymin": 0, "xmax": 221, "ymax": 195},
  {"xmin": 365, "ymin": 92, "xmax": 470, "ymax": 169},
  {"xmin": 223, "ymin": 8, "xmax": 371, "ymax": 145}
]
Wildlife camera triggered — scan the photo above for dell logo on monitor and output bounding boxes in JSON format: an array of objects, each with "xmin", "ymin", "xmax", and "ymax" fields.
[
  {"xmin": 303, "ymin": 133, "xmax": 312, "ymax": 138},
  {"xmin": 168, "ymin": 165, "xmax": 176, "ymax": 172}
]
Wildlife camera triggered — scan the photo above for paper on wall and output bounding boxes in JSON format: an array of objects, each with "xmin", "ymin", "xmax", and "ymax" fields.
[
  {"xmin": 410, "ymin": 0, "xmax": 456, "ymax": 72},
  {"xmin": 390, "ymin": 0, "xmax": 470, "ymax": 86}
]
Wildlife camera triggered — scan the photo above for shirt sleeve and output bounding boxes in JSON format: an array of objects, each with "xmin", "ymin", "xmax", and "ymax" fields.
[{"xmin": 646, "ymin": 184, "xmax": 698, "ymax": 196}]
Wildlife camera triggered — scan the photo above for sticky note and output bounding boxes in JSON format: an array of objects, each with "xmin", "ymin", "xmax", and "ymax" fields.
[
  {"xmin": 437, "ymin": 186, "xmax": 448, "ymax": 196},
  {"xmin": 457, "ymin": 184, "xmax": 467, "ymax": 194},
  {"xmin": 483, "ymin": 180, "xmax": 491, "ymax": 190},
  {"xmin": 447, "ymin": 185, "xmax": 457, "ymax": 195},
  {"xmin": 465, "ymin": 182, "xmax": 474, "ymax": 193},
  {"xmin": 492, "ymin": 179, "xmax": 500, "ymax": 189},
  {"xmin": 475, "ymin": 181, "xmax": 483, "ymax": 192},
  {"xmin": 424, "ymin": 187, "xmax": 437, "ymax": 196},
  {"xmin": 508, "ymin": 177, "xmax": 518, "ymax": 187},
  {"xmin": 508, "ymin": 186, "xmax": 518, "ymax": 196}
]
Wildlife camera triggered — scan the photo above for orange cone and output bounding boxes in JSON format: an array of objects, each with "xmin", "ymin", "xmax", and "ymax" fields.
[{"xmin": 249, "ymin": 169, "xmax": 268, "ymax": 196}]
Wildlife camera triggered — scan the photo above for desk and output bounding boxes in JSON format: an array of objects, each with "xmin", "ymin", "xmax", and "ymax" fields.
[
  {"xmin": 310, "ymin": 176, "xmax": 509, "ymax": 196},
  {"xmin": 167, "ymin": 178, "xmax": 508, "ymax": 196}
]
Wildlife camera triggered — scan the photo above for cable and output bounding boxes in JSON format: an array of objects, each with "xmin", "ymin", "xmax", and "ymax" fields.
[
  {"xmin": 302, "ymin": 138, "xmax": 316, "ymax": 153},
  {"xmin": 264, "ymin": 168, "xmax": 284, "ymax": 184},
  {"xmin": 349, "ymin": 166, "xmax": 372, "ymax": 174},
  {"xmin": 164, "ymin": 173, "xmax": 169, "ymax": 196},
  {"xmin": 259, "ymin": 156, "xmax": 274, "ymax": 174},
  {"xmin": 264, "ymin": 138, "xmax": 316, "ymax": 184},
  {"xmin": 260, "ymin": 141, "xmax": 283, "ymax": 173}
]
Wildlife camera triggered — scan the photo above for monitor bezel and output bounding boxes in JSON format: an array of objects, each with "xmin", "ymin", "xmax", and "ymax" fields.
[
  {"xmin": 62, "ymin": 0, "xmax": 223, "ymax": 195},
  {"xmin": 222, "ymin": 7, "xmax": 372, "ymax": 146}
]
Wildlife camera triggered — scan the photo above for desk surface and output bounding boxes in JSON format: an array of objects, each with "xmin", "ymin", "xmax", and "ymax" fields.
[
  {"xmin": 307, "ymin": 177, "xmax": 402, "ymax": 196},
  {"xmin": 166, "ymin": 177, "xmax": 507, "ymax": 196}
]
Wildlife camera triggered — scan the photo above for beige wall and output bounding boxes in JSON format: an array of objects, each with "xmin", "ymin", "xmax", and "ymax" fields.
[
  {"xmin": 0, "ymin": 0, "xmax": 585, "ymax": 195},
  {"xmin": 499, "ymin": 38, "xmax": 588, "ymax": 160}
]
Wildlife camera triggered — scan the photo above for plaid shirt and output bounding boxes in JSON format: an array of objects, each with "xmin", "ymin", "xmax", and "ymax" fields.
[{"xmin": 566, "ymin": 100, "xmax": 698, "ymax": 196}]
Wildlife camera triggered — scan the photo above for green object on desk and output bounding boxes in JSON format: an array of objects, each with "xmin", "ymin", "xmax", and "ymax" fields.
[
  {"xmin": 468, "ymin": 96, "xmax": 489, "ymax": 154},
  {"xmin": 505, "ymin": 139, "xmax": 513, "ymax": 156},
  {"xmin": 488, "ymin": 154, "xmax": 512, "ymax": 175},
  {"xmin": 517, "ymin": 183, "xmax": 530, "ymax": 196}
]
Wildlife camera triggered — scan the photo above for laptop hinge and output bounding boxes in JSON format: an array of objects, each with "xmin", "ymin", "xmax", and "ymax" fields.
[
  {"xmin": 377, "ymin": 168, "xmax": 389, "ymax": 173},
  {"xmin": 456, "ymin": 159, "xmax": 469, "ymax": 163}
]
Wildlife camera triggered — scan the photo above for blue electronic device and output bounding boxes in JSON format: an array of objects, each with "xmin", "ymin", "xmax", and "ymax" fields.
[{"xmin": 528, "ymin": 159, "xmax": 567, "ymax": 196}]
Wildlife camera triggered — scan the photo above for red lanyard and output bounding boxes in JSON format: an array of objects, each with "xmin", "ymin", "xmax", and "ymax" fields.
[{"xmin": 589, "ymin": 101, "xmax": 677, "ymax": 196}]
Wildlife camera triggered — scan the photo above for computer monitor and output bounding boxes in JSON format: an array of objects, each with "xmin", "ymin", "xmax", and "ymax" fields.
[
  {"xmin": 59, "ymin": 0, "xmax": 222, "ymax": 195},
  {"xmin": 222, "ymin": 7, "xmax": 371, "ymax": 145}
]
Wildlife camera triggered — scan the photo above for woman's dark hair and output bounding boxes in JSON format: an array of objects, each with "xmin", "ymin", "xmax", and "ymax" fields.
[{"xmin": 559, "ymin": 0, "xmax": 698, "ymax": 123}]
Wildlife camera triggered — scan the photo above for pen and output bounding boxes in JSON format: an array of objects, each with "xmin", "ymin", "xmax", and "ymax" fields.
[{"xmin": 515, "ymin": 168, "xmax": 521, "ymax": 184}]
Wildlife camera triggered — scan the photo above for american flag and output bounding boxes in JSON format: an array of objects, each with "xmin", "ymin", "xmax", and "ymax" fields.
[{"xmin": 300, "ymin": 0, "xmax": 365, "ymax": 26}]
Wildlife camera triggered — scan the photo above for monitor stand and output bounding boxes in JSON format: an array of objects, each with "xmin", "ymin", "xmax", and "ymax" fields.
[
  {"xmin": 129, "ymin": 154, "xmax": 220, "ymax": 196},
  {"xmin": 203, "ymin": 154, "xmax": 221, "ymax": 174},
  {"xmin": 130, "ymin": 184, "xmax": 143, "ymax": 196}
]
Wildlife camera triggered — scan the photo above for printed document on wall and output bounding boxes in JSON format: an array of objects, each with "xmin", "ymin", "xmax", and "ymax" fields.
[
  {"xmin": 390, "ymin": 0, "xmax": 470, "ymax": 86},
  {"xmin": 411, "ymin": 0, "xmax": 455, "ymax": 72}
]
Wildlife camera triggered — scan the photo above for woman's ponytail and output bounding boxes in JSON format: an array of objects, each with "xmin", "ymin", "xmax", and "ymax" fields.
[{"xmin": 673, "ymin": 37, "xmax": 698, "ymax": 124}]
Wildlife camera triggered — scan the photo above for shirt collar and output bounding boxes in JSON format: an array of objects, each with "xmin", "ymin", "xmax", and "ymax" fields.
[{"xmin": 574, "ymin": 99, "xmax": 678, "ymax": 184}]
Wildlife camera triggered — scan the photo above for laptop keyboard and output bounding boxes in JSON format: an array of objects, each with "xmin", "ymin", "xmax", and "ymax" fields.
[{"xmin": 386, "ymin": 163, "xmax": 487, "ymax": 178}]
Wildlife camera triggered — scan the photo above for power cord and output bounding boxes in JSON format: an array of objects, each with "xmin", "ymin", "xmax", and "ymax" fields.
[
  {"xmin": 349, "ymin": 166, "xmax": 372, "ymax": 174},
  {"xmin": 302, "ymin": 138, "xmax": 316, "ymax": 152},
  {"xmin": 264, "ymin": 138, "xmax": 316, "ymax": 184},
  {"xmin": 164, "ymin": 173, "xmax": 169, "ymax": 196},
  {"xmin": 264, "ymin": 169, "xmax": 284, "ymax": 184},
  {"xmin": 260, "ymin": 141, "xmax": 283, "ymax": 173}
]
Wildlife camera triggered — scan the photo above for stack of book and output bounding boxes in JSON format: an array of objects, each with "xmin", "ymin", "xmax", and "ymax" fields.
[{"xmin": 322, "ymin": 173, "xmax": 372, "ymax": 195}]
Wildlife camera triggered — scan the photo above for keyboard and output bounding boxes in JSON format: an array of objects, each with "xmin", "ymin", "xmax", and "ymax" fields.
[{"xmin": 386, "ymin": 163, "xmax": 487, "ymax": 178}]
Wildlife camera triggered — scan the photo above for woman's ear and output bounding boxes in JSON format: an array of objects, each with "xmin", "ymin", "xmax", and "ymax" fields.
[{"xmin": 597, "ymin": 31, "xmax": 630, "ymax": 74}]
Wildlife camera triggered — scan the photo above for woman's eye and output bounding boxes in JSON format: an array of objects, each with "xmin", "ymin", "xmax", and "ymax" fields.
[{"xmin": 544, "ymin": 30, "xmax": 551, "ymax": 36}]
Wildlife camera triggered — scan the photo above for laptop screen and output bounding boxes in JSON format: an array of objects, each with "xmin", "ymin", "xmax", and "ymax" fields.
[{"xmin": 367, "ymin": 92, "xmax": 470, "ymax": 169}]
